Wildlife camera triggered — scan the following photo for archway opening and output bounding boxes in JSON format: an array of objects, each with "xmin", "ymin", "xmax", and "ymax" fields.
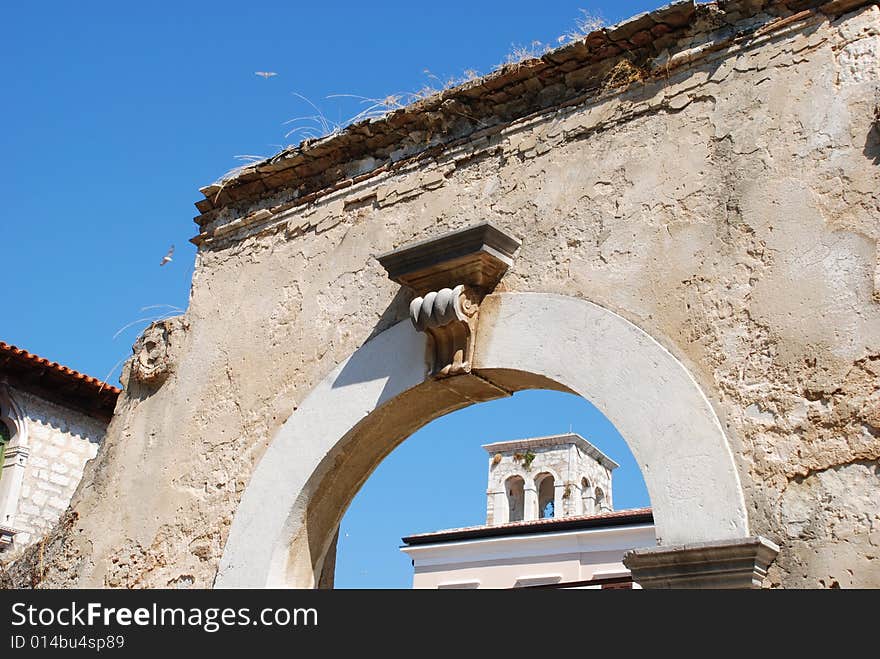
[
  {"xmin": 536, "ymin": 472, "xmax": 555, "ymax": 519},
  {"xmin": 217, "ymin": 293, "xmax": 749, "ymax": 589},
  {"xmin": 332, "ymin": 389, "xmax": 650, "ymax": 588},
  {"xmin": 505, "ymin": 475, "xmax": 525, "ymax": 523}
]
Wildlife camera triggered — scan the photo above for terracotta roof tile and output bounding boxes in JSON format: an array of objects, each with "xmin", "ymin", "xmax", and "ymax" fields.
[
  {"xmin": 0, "ymin": 341, "xmax": 121, "ymax": 420},
  {"xmin": 0, "ymin": 342, "xmax": 120, "ymax": 394}
]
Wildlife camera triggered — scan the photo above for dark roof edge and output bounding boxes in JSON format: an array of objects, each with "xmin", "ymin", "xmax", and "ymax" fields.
[
  {"xmin": 0, "ymin": 342, "xmax": 121, "ymax": 422},
  {"xmin": 402, "ymin": 509, "xmax": 654, "ymax": 545}
]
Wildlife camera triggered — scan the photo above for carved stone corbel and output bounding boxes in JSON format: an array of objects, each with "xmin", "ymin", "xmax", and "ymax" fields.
[
  {"xmin": 410, "ymin": 284, "xmax": 480, "ymax": 377},
  {"xmin": 377, "ymin": 222, "xmax": 521, "ymax": 379}
]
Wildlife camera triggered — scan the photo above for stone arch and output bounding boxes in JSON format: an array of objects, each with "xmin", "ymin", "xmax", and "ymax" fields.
[
  {"xmin": 0, "ymin": 386, "xmax": 29, "ymax": 529},
  {"xmin": 504, "ymin": 475, "xmax": 525, "ymax": 523},
  {"xmin": 524, "ymin": 466, "xmax": 563, "ymax": 521},
  {"xmin": 217, "ymin": 292, "xmax": 749, "ymax": 588},
  {"xmin": 529, "ymin": 466, "xmax": 561, "ymax": 488},
  {"xmin": 0, "ymin": 387, "xmax": 28, "ymax": 451},
  {"xmin": 535, "ymin": 472, "xmax": 555, "ymax": 519}
]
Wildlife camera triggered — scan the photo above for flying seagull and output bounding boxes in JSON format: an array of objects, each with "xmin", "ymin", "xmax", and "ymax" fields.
[
  {"xmin": 255, "ymin": 71, "xmax": 278, "ymax": 79},
  {"xmin": 160, "ymin": 245, "xmax": 174, "ymax": 266}
]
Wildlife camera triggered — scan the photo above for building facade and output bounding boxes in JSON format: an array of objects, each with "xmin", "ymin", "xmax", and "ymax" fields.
[
  {"xmin": 0, "ymin": 342, "xmax": 118, "ymax": 557},
  {"xmin": 484, "ymin": 433, "xmax": 617, "ymax": 525},
  {"xmin": 402, "ymin": 434, "xmax": 656, "ymax": 588}
]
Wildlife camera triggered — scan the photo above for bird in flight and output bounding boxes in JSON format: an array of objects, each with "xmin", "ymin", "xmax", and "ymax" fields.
[
  {"xmin": 255, "ymin": 71, "xmax": 278, "ymax": 79},
  {"xmin": 160, "ymin": 245, "xmax": 174, "ymax": 266}
]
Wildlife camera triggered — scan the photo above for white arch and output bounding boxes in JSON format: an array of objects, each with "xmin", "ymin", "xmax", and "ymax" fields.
[
  {"xmin": 502, "ymin": 474, "xmax": 525, "ymax": 524},
  {"xmin": 216, "ymin": 321, "xmax": 430, "ymax": 588},
  {"xmin": 529, "ymin": 467, "xmax": 561, "ymax": 491},
  {"xmin": 217, "ymin": 292, "xmax": 749, "ymax": 588},
  {"xmin": 528, "ymin": 467, "xmax": 562, "ymax": 521},
  {"xmin": 0, "ymin": 387, "xmax": 28, "ymax": 450},
  {"xmin": 534, "ymin": 471, "xmax": 556, "ymax": 519},
  {"xmin": 474, "ymin": 293, "xmax": 747, "ymax": 541},
  {"xmin": 0, "ymin": 386, "xmax": 30, "ymax": 528}
]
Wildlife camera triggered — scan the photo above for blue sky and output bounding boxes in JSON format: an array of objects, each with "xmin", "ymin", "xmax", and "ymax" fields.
[
  {"xmin": 2, "ymin": 0, "xmax": 659, "ymax": 587},
  {"xmin": 336, "ymin": 390, "xmax": 650, "ymax": 588}
]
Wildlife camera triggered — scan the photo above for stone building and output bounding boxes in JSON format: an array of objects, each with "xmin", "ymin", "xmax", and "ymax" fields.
[
  {"xmin": 4, "ymin": 0, "xmax": 879, "ymax": 589},
  {"xmin": 483, "ymin": 433, "xmax": 616, "ymax": 524},
  {"xmin": 402, "ymin": 434, "xmax": 656, "ymax": 589},
  {"xmin": 0, "ymin": 342, "xmax": 119, "ymax": 556}
]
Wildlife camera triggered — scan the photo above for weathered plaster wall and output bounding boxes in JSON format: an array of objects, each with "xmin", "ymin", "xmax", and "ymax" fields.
[{"xmin": 5, "ymin": 2, "xmax": 878, "ymax": 588}]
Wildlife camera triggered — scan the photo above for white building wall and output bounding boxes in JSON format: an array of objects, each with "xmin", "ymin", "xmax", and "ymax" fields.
[
  {"xmin": 0, "ymin": 388, "xmax": 106, "ymax": 556},
  {"xmin": 403, "ymin": 523, "xmax": 656, "ymax": 589}
]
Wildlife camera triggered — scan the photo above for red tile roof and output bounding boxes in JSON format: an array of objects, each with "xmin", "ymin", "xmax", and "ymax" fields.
[
  {"xmin": 0, "ymin": 341, "xmax": 120, "ymax": 421},
  {"xmin": 402, "ymin": 507, "xmax": 653, "ymax": 545}
]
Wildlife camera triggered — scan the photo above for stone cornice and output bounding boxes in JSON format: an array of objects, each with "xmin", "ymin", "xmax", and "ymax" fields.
[
  {"xmin": 191, "ymin": 0, "xmax": 875, "ymax": 244},
  {"xmin": 2, "ymin": 444, "xmax": 30, "ymax": 463},
  {"xmin": 483, "ymin": 433, "xmax": 620, "ymax": 471},
  {"xmin": 623, "ymin": 536, "xmax": 781, "ymax": 588},
  {"xmin": 377, "ymin": 222, "xmax": 521, "ymax": 296}
]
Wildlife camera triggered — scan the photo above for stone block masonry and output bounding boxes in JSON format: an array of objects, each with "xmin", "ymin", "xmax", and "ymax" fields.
[{"xmin": 3, "ymin": 389, "xmax": 104, "ymax": 556}]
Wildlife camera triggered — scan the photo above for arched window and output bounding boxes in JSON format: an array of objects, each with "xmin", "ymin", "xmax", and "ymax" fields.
[
  {"xmin": 505, "ymin": 476, "xmax": 525, "ymax": 523},
  {"xmin": 595, "ymin": 487, "xmax": 606, "ymax": 512},
  {"xmin": 0, "ymin": 420, "xmax": 10, "ymax": 484},
  {"xmin": 536, "ymin": 473, "xmax": 555, "ymax": 519}
]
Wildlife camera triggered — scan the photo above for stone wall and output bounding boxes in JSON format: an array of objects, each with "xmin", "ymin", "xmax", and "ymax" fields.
[
  {"xmin": 5, "ymin": 1, "xmax": 879, "ymax": 588},
  {"xmin": 3, "ymin": 389, "xmax": 104, "ymax": 556}
]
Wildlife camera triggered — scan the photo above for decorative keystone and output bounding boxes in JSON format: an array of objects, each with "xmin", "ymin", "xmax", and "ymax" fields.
[
  {"xmin": 377, "ymin": 222, "xmax": 521, "ymax": 377},
  {"xmin": 409, "ymin": 284, "xmax": 480, "ymax": 377}
]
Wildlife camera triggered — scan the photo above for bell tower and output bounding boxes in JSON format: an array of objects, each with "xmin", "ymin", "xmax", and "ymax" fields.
[{"xmin": 483, "ymin": 433, "xmax": 618, "ymax": 526}]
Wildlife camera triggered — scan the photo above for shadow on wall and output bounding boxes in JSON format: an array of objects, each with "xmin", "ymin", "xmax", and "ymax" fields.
[
  {"xmin": 330, "ymin": 314, "xmax": 426, "ymax": 408},
  {"xmin": 364, "ymin": 288, "xmax": 414, "ymax": 344},
  {"xmin": 865, "ymin": 105, "xmax": 880, "ymax": 165}
]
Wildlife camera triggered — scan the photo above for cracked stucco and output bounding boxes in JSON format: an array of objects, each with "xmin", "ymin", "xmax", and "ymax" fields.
[{"xmin": 2, "ymin": 3, "xmax": 878, "ymax": 589}]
